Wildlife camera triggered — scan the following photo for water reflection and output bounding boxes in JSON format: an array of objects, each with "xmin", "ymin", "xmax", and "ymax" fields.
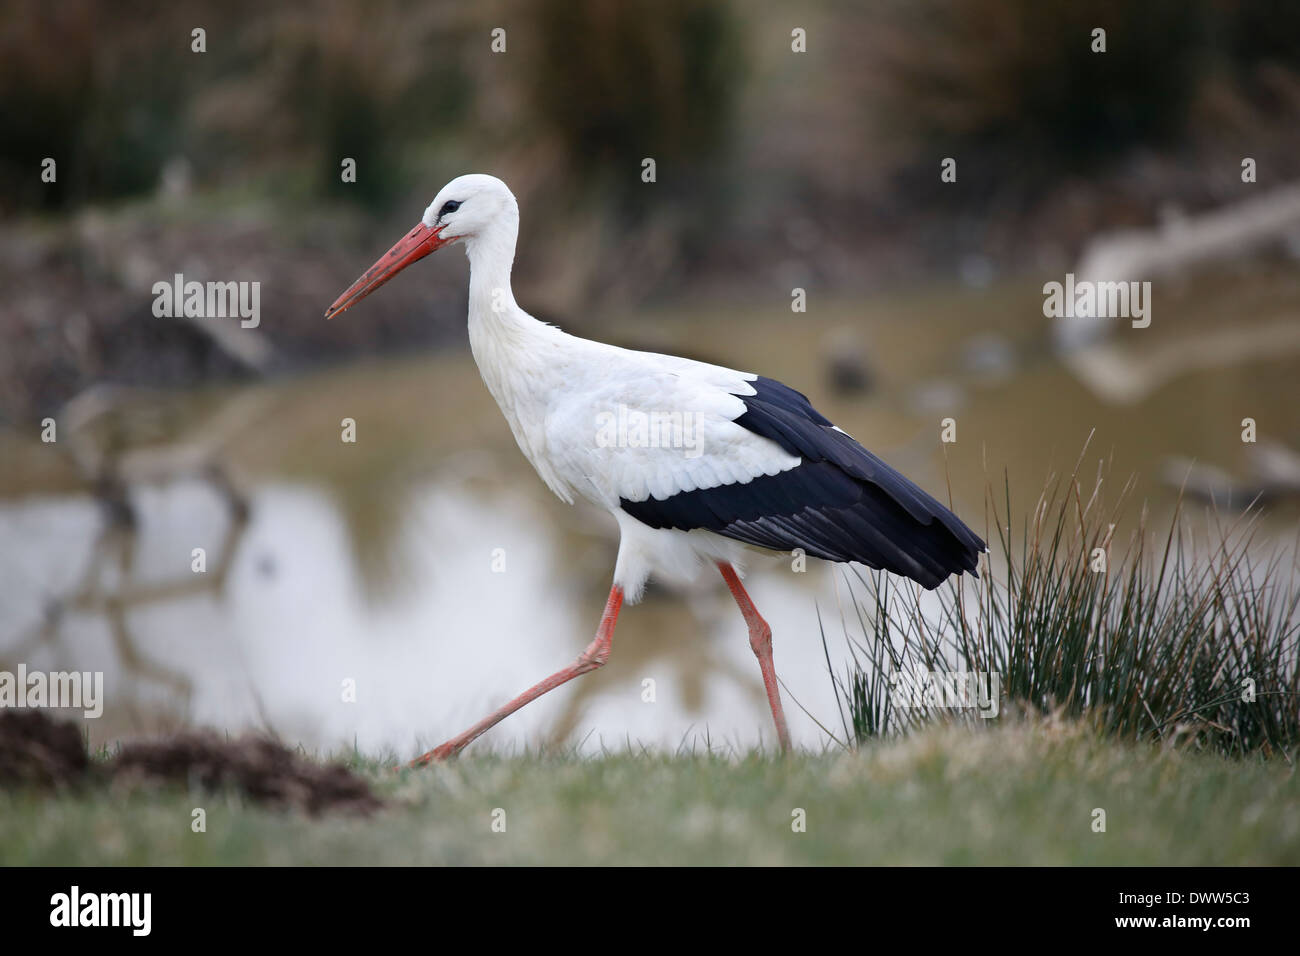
[{"xmin": 0, "ymin": 476, "xmax": 847, "ymax": 754}]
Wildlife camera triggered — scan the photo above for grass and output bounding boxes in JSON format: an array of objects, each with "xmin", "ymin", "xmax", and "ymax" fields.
[
  {"xmin": 830, "ymin": 452, "xmax": 1300, "ymax": 758},
  {"xmin": 1, "ymin": 717, "xmax": 1297, "ymax": 865}
]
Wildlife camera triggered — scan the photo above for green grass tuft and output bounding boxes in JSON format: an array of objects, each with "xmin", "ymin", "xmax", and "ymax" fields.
[{"xmin": 830, "ymin": 455, "xmax": 1300, "ymax": 758}]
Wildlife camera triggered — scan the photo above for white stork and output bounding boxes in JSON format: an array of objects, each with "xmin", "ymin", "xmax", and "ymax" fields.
[{"xmin": 325, "ymin": 174, "xmax": 984, "ymax": 762}]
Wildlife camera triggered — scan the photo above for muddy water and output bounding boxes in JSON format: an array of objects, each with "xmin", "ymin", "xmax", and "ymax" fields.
[{"xmin": 2, "ymin": 279, "xmax": 1297, "ymax": 754}]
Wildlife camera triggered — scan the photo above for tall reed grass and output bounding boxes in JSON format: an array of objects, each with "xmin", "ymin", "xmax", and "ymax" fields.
[{"xmin": 826, "ymin": 453, "xmax": 1300, "ymax": 759}]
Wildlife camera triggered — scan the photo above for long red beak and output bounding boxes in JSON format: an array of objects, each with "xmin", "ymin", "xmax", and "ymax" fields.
[{"xmin": 325, "ymin": 222, "xmax": 451, "ymax": 319}]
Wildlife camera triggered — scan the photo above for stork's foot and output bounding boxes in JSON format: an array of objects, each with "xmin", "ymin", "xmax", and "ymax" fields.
[
  {"xmin": 405, "ymin": 743, "xmax": 457, "ymax": 764},
  {"xmin": 408, "ymin": 740, "xmax": 461, "ymax": 768}
]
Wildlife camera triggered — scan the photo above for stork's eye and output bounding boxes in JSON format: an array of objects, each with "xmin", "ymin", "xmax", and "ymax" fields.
[{"xmin": 439, "ymin": 200, "xmax": 462, "ymax": 217}]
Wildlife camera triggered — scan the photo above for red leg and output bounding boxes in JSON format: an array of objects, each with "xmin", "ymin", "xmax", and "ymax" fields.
[
  {"xmin": 718, "ymin": 562, "xmax": 792, "ymax": 752},
  {"xmin": 410, "ymin": 585, "xmax": 624, "ymax": 766}
]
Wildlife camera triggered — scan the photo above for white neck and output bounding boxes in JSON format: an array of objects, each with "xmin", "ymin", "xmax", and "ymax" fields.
[
  {"xmin": 463, "ymin": 211, "xmax": 557, "ymax": 360},
  {"xmin": 462, "ymin": 214, "xmax": 574, "ymax": 501},
  {"xmin": 464, "ymin": 216, "xmax": 520, "ymax": 326}
]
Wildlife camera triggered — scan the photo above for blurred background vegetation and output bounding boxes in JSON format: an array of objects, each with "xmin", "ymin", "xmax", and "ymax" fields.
[{"xmin": 4, "ymin": 0, "xmax": 1299, "ymax": 340}]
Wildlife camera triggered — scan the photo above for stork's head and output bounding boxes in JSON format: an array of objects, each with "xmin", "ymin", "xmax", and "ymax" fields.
[{"xmin": 325, "ymin": 173, "xmax": 518, "ymax": 319}]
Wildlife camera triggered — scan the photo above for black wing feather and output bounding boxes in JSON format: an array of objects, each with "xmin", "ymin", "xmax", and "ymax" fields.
[{"xmin": 619, "ymin": 376, "xmax": 985, "ymax": 589}]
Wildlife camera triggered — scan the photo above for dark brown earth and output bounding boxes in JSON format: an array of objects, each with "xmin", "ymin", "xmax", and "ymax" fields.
[
  {"xmin": 114, "ymin": 732, "xmax": 382, "ymax": 816},
  {"xmin": 0, "ymin": 710, "xmax": 381, "ymax": 815},
  {"xmin": 0, "ymin": 709, "xmax": 88, "ymax": 788}
]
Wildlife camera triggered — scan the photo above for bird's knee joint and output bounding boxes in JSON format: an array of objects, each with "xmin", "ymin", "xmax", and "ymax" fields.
[{"xmin": 578, "ymin": 642, "xmax": 611, "ymax": 670}]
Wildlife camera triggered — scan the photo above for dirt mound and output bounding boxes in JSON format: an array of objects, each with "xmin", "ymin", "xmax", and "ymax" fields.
[
  {"xmin": 115, "ymin": 733, "xmax": 382, "ymax": 816},
  {"xmin": 0, "ymin": 710, "xmax": 89, "ymax": 787},
  {"xmin": 0, "ymin": 711, "xmax": 380, "ymax": 815}
]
